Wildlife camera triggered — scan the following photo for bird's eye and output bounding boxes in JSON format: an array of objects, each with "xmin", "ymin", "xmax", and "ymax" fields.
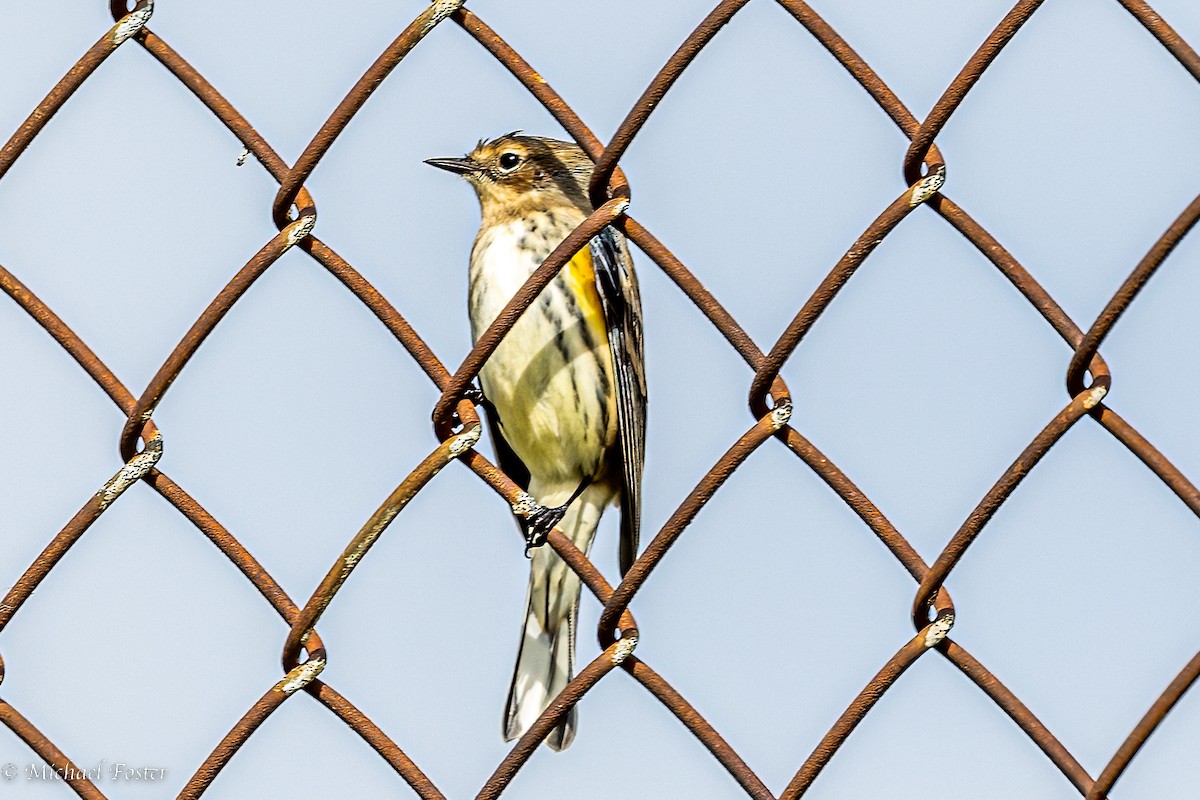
[{"xmin": 498, "ymin": 152, "xmax": 521, "ymax": 171}]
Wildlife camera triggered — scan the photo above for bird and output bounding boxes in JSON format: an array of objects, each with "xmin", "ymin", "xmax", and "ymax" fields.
[{"xmin": 426, "ymin": 134, "xmax": 646, "ymax": 751}]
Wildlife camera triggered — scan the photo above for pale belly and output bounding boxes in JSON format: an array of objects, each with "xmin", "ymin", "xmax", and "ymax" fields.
[{"xmin": 468, "ymin": 220, "xmax": 617, "ymax": 487}]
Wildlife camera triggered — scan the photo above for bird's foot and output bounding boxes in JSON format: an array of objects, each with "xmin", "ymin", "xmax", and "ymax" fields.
[
  {"xmin": 524, "ymin": 503, "xmax": 568, "ymax": 557},
  {"xmin": 517, "ymin": 479, "xmax": 591, "ymax": 557},
  {"xmin": 451, "ymin": 384, "xmax": 486, "ymax": 426}
]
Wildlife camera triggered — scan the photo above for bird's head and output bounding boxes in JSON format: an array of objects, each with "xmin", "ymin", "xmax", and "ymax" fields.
[{"xmin": 425, "ymin": 133, "xmax": 594, "ymax": 218}]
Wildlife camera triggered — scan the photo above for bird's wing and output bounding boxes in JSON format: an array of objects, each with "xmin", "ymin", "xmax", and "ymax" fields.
[
  {"xmin": 480, "ymin": 395, "xmax": 532, "ymax": 536},
  {"xmin": 589, "ymin": 226, "xmax": 647, "ymax": 575}
]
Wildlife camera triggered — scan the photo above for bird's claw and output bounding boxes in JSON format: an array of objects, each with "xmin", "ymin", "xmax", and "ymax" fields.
[
  {"xmin": 523, "ymin": 503, "xmax": 567, "ymax": 557},
  {"xmin": 451, "ymin": 384, "xmax": 487, "ymax": 426}
]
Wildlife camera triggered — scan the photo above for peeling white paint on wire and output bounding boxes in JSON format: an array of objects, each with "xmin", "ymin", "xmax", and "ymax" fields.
[
  {"xmin": 449, "ymin": 424, "xmax": 481, "ymax": 456},
  {"xmin": 909, "ymin": 164, "xmax": 946, "ymax": 207},
  {"xmin": 770, "ymin": 400, "xmax": 793, "ymax": 430},
  {"xmin": 275, "ymin": 657, "xmax": 326, "ymax": 695},
  {"xmin": 1083, "ymin": 384, "xmax": 1108, "ymax": 410},
  {"xmin": 611, "ymin": 633, "xmax": 638, "ymax": 665},
  {"xmin": 285, "ymin": 214, "xmax": 316, "ymax": 247},
  {"xmin": 923, "ymin": 613, "xmax": 955, "ymax": 648},
  {"xmin": 422, "ymin": 0, "xmax": 465, "ymax": 35},
  {"xmin": 511, "ymin": 492, "xmax": 536, "ymax": 517},
  {"xmin": 97, "ymin": 433, "xmax": 163, "ymax": 510},
  {"xmin": 112, "ymin": 2, "xmax": 154, "ymax": 46}
]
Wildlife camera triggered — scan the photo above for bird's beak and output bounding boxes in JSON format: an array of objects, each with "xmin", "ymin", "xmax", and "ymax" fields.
[{"xmin": 424, "ymin": 156, "xmax": 480, "ymax": 176}]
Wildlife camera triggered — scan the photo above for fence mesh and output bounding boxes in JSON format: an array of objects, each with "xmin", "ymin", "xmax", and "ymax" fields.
[{"xmin": 2, "ymin": 0, "xmax": 1199, "ymax": 797}]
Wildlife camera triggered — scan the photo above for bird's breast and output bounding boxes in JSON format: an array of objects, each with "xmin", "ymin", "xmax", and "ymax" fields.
[{"xmin": 468, "ymin": 217, "xmax": 617, "ymax": 485}]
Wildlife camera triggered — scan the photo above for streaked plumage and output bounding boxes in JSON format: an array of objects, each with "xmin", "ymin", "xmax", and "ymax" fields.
[{"xmin": 427, "ymin": 134, "xmax": 646, "ymax": 750}]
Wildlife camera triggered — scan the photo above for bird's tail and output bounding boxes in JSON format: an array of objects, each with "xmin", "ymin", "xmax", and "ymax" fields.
[{"xmin": 504, "ymin": 483, "xmax": 609, "ymax": 750}]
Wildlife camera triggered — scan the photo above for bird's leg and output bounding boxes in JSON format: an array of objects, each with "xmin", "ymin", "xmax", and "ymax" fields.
[{"xmin": 524, "ymin": 478, "xmax": 592, "ymax": 557}]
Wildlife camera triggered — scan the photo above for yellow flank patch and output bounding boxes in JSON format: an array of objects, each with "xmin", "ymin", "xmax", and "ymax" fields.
[{"xmin": 564, "ymin": 246, "xmax": 608, "ymax": 341}]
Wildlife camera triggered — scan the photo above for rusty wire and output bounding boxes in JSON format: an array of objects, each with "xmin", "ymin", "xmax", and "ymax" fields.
[{"xmin": 0, "ymin": 0, "xmax": 1198, "ymax": 797}]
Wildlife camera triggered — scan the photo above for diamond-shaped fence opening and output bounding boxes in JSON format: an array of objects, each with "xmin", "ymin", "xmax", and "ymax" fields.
[{"xmin": 1, "ymin": 1, "xmax": 1199, "ymax": 797}]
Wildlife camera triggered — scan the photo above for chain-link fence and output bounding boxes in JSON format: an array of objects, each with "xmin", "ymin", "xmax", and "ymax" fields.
[{"xmin": 2, "ymin": 0, "xmax": 1199, "ymax": 797}]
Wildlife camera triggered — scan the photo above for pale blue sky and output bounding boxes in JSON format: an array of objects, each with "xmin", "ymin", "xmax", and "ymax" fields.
[{"xmin": 2, "ymin": 1, "xmax": 1199, "ymax": 797}]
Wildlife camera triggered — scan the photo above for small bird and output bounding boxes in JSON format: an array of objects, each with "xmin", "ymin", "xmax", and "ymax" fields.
[{"xmin": 427, "ymin": 134, "xmax": 646, "ymax": 750}]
